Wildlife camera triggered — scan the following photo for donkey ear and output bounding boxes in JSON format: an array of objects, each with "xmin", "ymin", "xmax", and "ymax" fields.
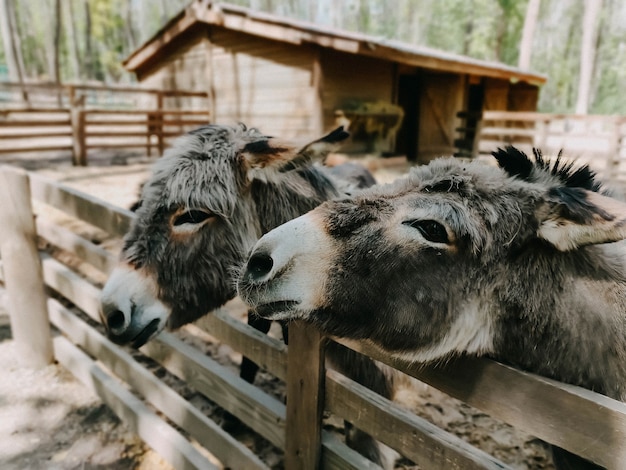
[
  {"xmin": 279, "ymin": 126, "xmax": 350, "ymax": 172},
  {"xmin": 241, "ymin": 138, "xmax": 298, "ymax": 170},
  {"xmin": 538, "ymin": 187, "xmax": 626, "ymax": 251}
]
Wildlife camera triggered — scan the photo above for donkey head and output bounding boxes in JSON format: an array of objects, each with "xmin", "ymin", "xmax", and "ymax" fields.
[
  {"xmin": 239, "ymin": 148, "xmax": 626, "ymax": 364},
  {"xmin": 100, "ymin": 124, "xmax": 349, "ymax": 347}
]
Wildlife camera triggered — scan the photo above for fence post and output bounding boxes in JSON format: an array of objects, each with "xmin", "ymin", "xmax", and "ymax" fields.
[
  {"xmin": 70, "ymin": 88, "xmax": 87, "ymax": 166},
  {"xmin": 0, "ymin": 167, "xmax": 53, "ymax": 368},
  {"xmin": 285, "ymin": 322, "xmax": 326, "ymax": 470},
  {"xmin": 156, "ymin": 91, "xmax": 165, "ymax": 156}
]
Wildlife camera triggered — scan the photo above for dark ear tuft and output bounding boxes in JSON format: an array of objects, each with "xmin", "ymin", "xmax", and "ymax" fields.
[
  {"xmin": 279, "ymin": 126, "xmax": 350, "ymax": 173},
  {"xmin": 243, "ymin": 140, "xmax": 283, "ymax": 155},
  {"xmin": 548, "ymin": 187, "xmax": 614, "ymax": 224},
  {"xmin": 321, "ymin": 126, "xmax": 350, "ymax": 144},
  {"xmin": 492, "ymin": 146, "xmax": 533, "ymax": 180}
]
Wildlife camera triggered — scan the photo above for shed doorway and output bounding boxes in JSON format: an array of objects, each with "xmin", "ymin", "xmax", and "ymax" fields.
[{"xmin": 395, "ymin": 73, "xmax": 421, "ymax": 161}]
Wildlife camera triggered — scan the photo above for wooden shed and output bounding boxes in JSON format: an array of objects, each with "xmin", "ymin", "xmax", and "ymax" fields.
[{"xmin": 124, "ymin": 0, "xmax": 546, "ymax": 162}]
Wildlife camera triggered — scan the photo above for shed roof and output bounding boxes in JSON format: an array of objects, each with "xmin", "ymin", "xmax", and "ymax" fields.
[{"xmin": 124, "ymin": 0, "xmax": 547, "ymax": 85}]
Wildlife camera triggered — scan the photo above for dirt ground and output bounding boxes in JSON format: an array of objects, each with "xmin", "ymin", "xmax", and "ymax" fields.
[{"xmin": 0, "ymin": 150, "xmax": 555, "ymax": 469}]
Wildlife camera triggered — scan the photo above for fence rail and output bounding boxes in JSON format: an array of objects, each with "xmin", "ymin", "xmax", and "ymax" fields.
[
  {"xmin": 0, "ymin": 166, "xmax": 625, "ymax": 469},
  {"xmin": 465, "ymin": 111, "xmax": 626, "ymax": 184},
  {"xmin": 0, "ymin": 82, "xmax": 210, "ymax": 165}
]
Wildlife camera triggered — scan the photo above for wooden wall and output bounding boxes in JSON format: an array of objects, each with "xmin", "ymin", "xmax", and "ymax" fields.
[
  {"xmin": 208, "ymin": 28, "xmax": 319, "ymax": 140},
  {"xmin": 319, "ymin": 50, "xmax": 395, "ymax": 153},
  {"xmin": 417, "ymin": 72, "xmax": 466, "ymax": 162},
  {"xmin": 137, "ymin": 28, "xmax": 212, "ymax": 110},
  {"xmin": 132, "ymin": 25, "xmax": 540, "ymax": 158}
]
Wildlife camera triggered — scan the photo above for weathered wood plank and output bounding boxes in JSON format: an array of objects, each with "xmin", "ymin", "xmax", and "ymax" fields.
[
  {"xmin": 285, "ymin": 322, "xmax": 326, "ymax": 470},
  {"xmin": 333, "ymin": 338, "xmax": 626, "ymax": 468},
  {"xmin": 326, "ymin": 369, "xmax": 511, "ymax": 470},
  {"xmin": 193, "ymin": 309, "xmax": 288, "ymax": 380},
  {"xmin": 480, "ymin": 127, "xmax": 536, "ymax": 138},
  {"xmin": 0, "ymin": 131, "xmax": 72, "ymax": 139},
  {"xmin": 36, "ymin": 216, "xmax": 117, "ymax": 274},
  {"xmin": 29, "ymin": 174, "xmax": 134, "ymax": 238},
  {"xmin": 48, "ymin": 298, "xmax": 268, "ymax": 470},
  {"xmin": 36, "ymin": 245, "xmax": 354, "ymax": 467},
  {"xmin": 0, "ymin": 145, "xmax": 74, "ymax": 154},
  {"xmin": 40, "ymin": 254, "xmax": 102, "ymax": 322},
  {"xmin": 320, "ymin": 431, "xmax": 382, "ymax": 470},
  {"xmin": 40, "ymin": 256, "xmax": 284, "ymax": 451},
  {"xmin": 142, "ymin": 332, "xmax": 287, "ymax": 449},
  {"xmin": 0, "ymin": 120, "xmax": 71, "ymax": 126},
  {"xmin": 53, "ymin": 336, "xmax": 216, "ymax": 470},
  {"xmin": 0, "ymin": 167, "xmax": 53, "ymax": 368}
]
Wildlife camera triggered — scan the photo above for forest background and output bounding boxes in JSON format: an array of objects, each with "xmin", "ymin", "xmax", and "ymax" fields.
[{"xmin": 0, "ymin": 0, "xmax": 624, "ymax": 115}]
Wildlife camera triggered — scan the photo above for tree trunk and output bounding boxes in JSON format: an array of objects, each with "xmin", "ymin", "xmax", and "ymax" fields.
[
  {"xmin": 0, "ymin": 0, "xmax": 28, "ymax": 102},
  {"xmin": 53, "ymin": 0, "xmax": 62, "ymax": 105},
  {"xmin": 575, "ymin": 0, "xmax": 603, "ymax": 114},
  {"xmin": 66, "ymin": 0, "xmax": 82, "ymax": 80},
  {"xmin": 124, "ymin": 0, "xmax": 137, "ymax": 52},
  {"xmin": 84, "ymin": 0, "xmax": 94, "ymax": 79},
  {"xmin": 518, "ymin": 0, "xmax": 541, "ymax": 69}
]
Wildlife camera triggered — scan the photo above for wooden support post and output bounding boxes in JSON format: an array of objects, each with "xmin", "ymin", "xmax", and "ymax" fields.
[
  {"xmin": 70, "ymin": 89, "xmax": 87, "ymax": 166},
  {"xmin": 285, "ymin": 322, "xmax": 325, "ymax": 470},
  {"xmin": 606, "ymin": 118, "xmax": 622, "ymax": 183},
  {"xmin": 0, "ymin": 167, "xmax": 53, "ymax": 368},
  {"xmin": 537, "ymin": 118, "xmax": 550, "ymax": 150},
  {"xmin": 156, "ymin": 91, "xmax": 165, "ymax": 156}
]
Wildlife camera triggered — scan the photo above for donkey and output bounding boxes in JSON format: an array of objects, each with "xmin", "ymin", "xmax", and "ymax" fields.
[
  {"xmin": 100, "ymin": 123, "xmax": 403, "ymax": 468},
  {"xmin": 239, "ymin": 147, "xmax": 626, "ymax": 470}
]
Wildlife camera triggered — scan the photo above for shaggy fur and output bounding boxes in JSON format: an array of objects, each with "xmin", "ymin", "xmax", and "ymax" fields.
[
  {"xmin": 101, "ymin": 123, "xmax": 402, "ymax": 468},
  {"xmin": 240, "ymin": 147, "xmax": 626, "ymax": 469}
]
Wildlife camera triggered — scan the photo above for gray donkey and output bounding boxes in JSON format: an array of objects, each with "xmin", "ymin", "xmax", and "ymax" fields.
[
  {"xmin": 100, "ymin": 123, "xmax": 403, "ymax": 468},
  {"xmin": 239, "ymin": 147, "xmax": 626, "ymax": 469}
]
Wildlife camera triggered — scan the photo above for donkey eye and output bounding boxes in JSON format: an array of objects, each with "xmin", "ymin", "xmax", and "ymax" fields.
[
  {"xmin": 403, "ymin": 219, "xmax": 450, "ymax": 244},
  {"xmin": 173, "ymin": 210, "xmax": 214, "ymax": 226}
]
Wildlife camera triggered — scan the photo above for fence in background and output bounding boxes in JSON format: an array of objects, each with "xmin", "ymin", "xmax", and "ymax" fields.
[
  {"xmin": 0, "ymin": 82, "xmax": 210, "ymax": 165},
  {"xmin": 1, "ymin": 166, "xmax": 625, "ymax": 469},
  {"xmin": 464, "ymin": 111, "xmax": 626, "ymax": 183}
]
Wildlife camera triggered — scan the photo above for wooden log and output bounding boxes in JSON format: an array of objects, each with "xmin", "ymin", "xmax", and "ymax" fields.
[
  {"xmin": 0, "ymin": 167, "xmax": 53, "ymax": 368},
  {"xmin": 285, "ymin": 322, "xmax": 326, "ymax": 470}
]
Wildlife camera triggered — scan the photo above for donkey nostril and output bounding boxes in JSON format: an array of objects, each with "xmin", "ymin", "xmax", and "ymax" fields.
[
  {"xmin": 247, "ymin": 253, "xmax": 274, "ymax": 281},
  {"xmin": 107, "ymin": 310, "xmax": 126, "ymax": 330}
]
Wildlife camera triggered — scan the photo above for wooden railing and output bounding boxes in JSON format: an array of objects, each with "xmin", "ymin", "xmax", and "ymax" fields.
[
  {"xmin": 0, "ymin": 82, "xmax": 210, "ymax": 165},
  {"xmin": 1, "ymin": 166, "xmax": 625, "ymax": 469},
  {"xmin": 462, "ymin": 111, "xmax": 626, "ymax": 183}
]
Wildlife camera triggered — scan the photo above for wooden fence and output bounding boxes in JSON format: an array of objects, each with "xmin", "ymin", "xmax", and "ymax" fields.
[
  {"xmin": 0, "ymin": 82, "xmax": 210, "ymax": 165},
  {"xmin": 464, "ymin": 111, "xmax": 626, "ymax": 183},
  {"xmin": 1, "ymin": 166, "xmax": 626, "ymax": 469}
]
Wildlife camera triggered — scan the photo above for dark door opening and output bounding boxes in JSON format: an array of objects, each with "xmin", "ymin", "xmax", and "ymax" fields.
[
  {"xmin": 395, "ymin": 74, "xmax": 421, "ymax": 162},
  {"xmin": 458, "ymin": 82, "xmax": 485, "ymax": 157}
]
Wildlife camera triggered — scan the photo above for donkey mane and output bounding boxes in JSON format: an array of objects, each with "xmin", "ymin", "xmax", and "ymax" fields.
[{"xmin": 493, "ymin": 146, "xmax": 602, "ymax": 192}]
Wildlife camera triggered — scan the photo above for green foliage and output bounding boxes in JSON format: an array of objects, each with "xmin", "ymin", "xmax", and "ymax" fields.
[{"xmin": 5, "ymin": 0, "xmax": 625, "ymax": 114}]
